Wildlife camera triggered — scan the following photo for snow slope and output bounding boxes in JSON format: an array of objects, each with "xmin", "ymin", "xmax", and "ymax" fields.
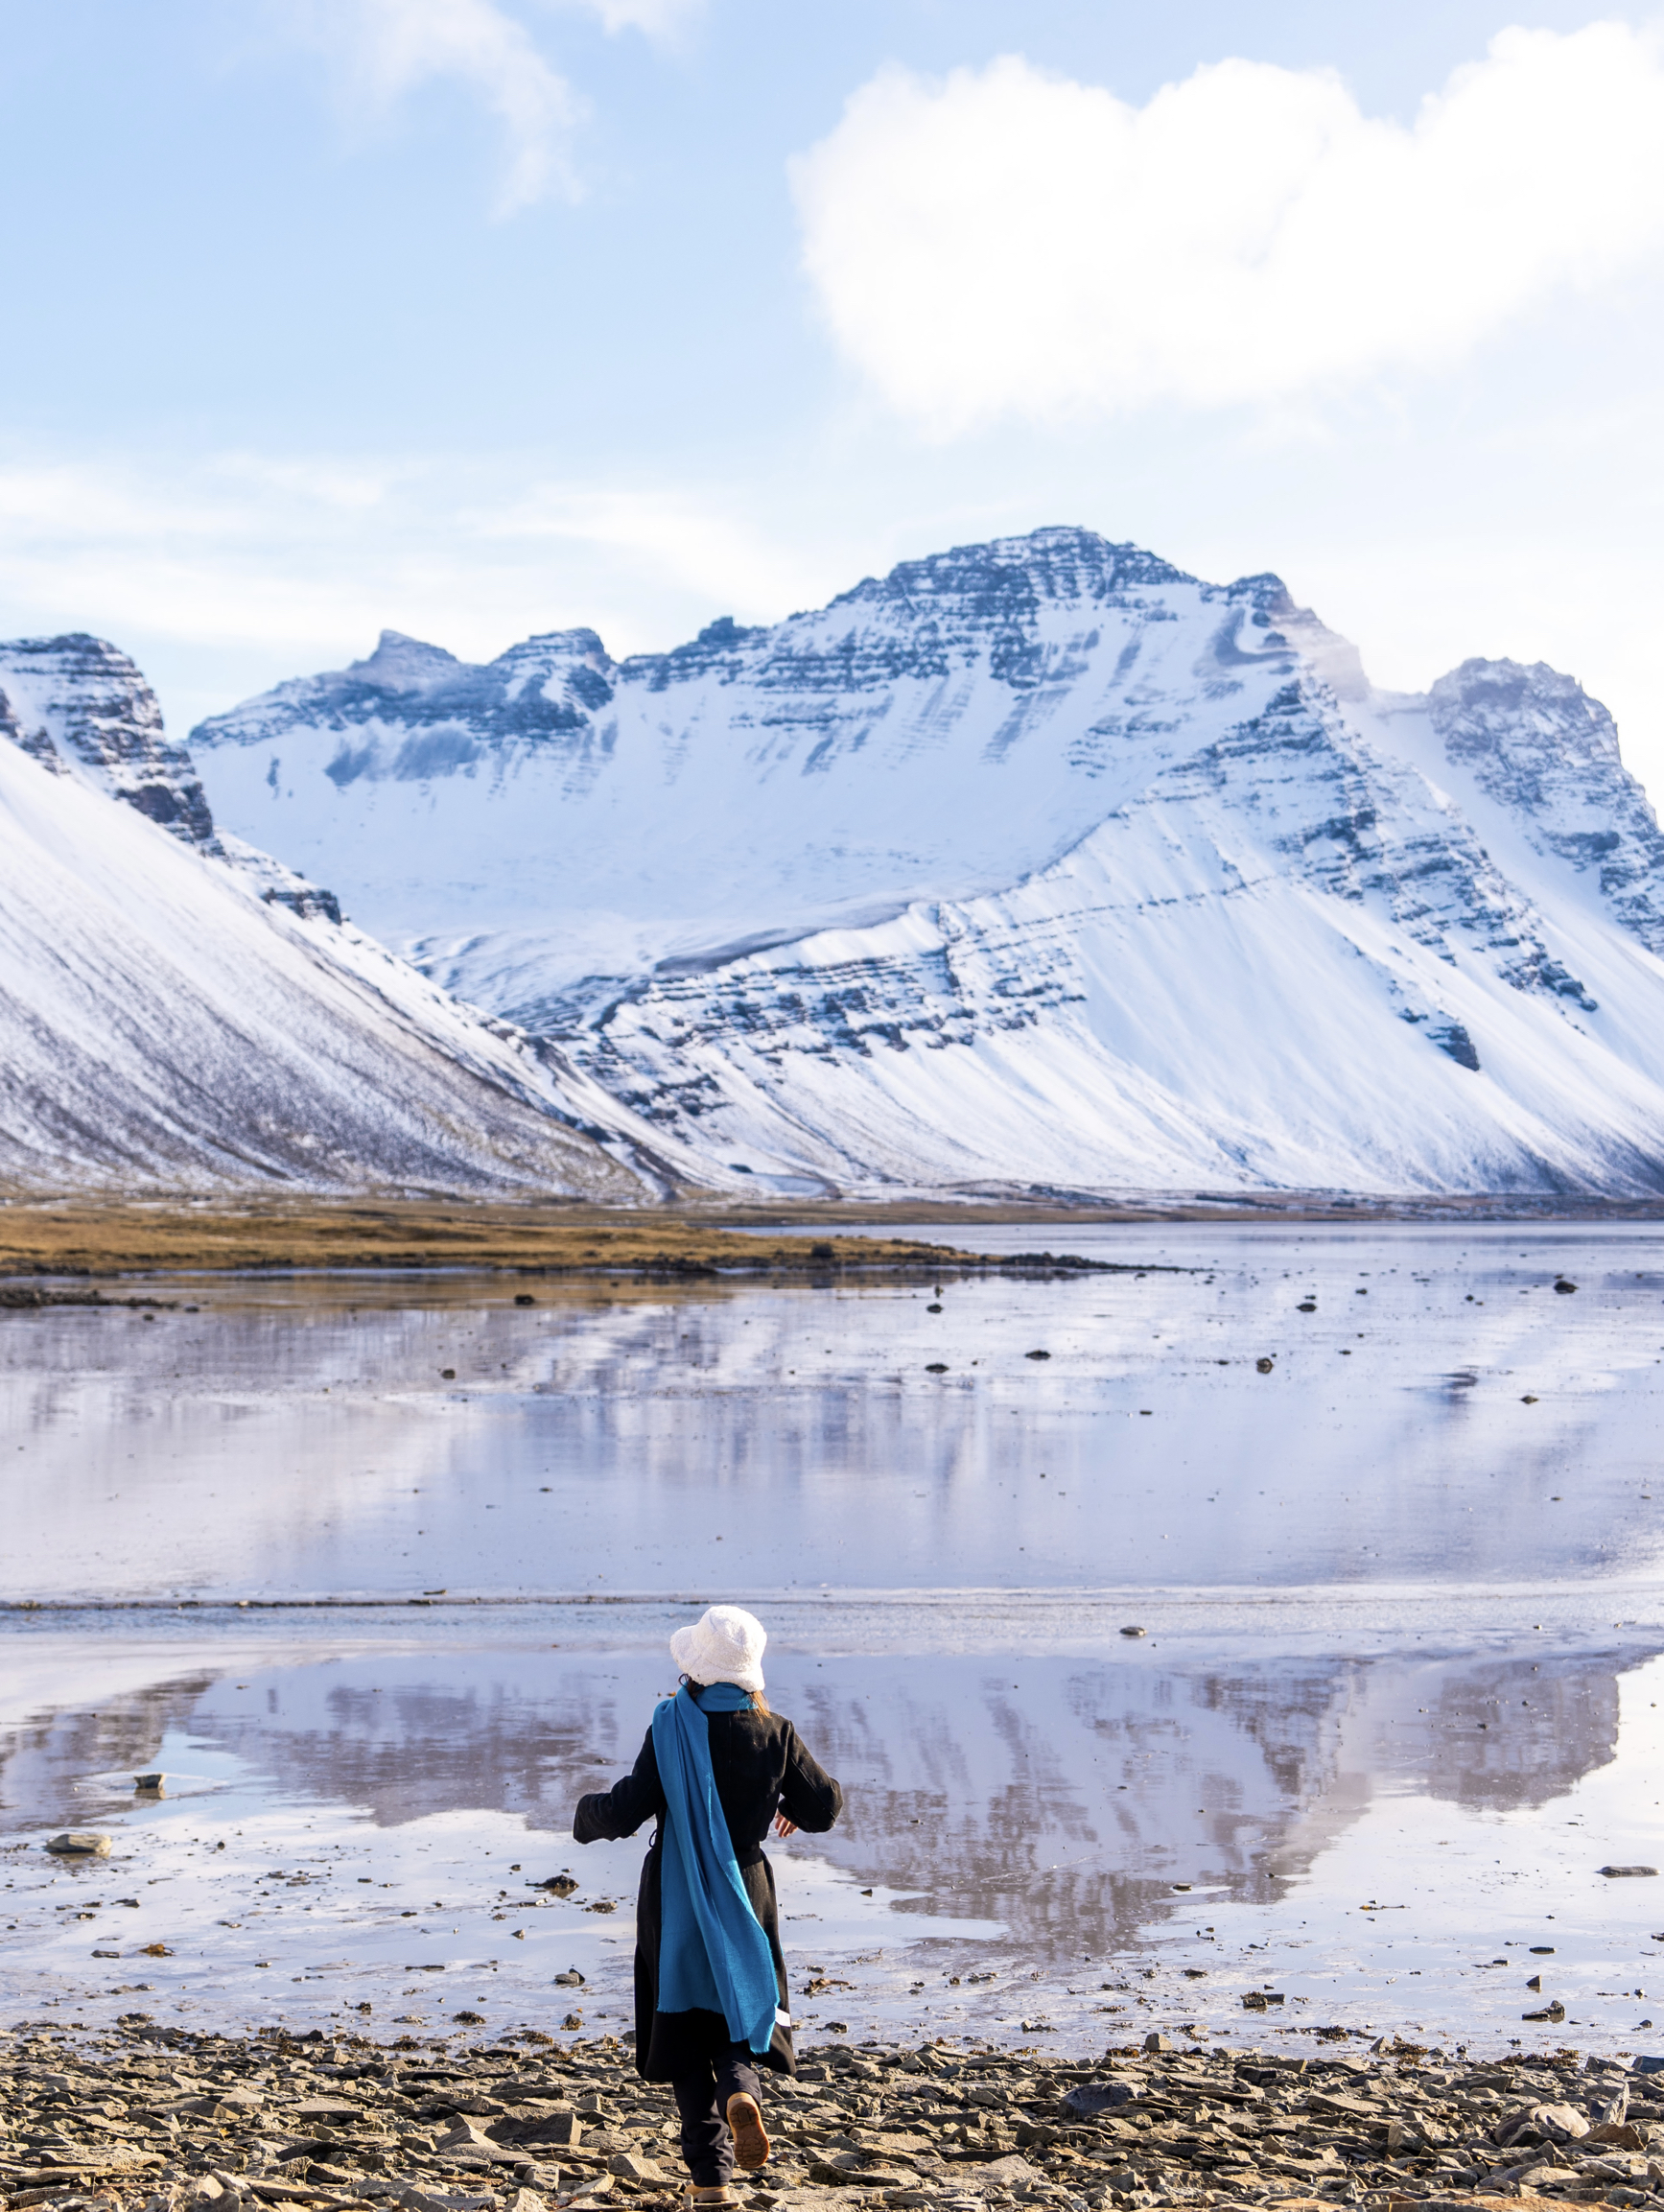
[
  {"xmin": 190, "ymin": 534, "xmax": 1339, "ymax": 1022},
  {"xmin": 0, "ymin": 641, "xmax": 646, "ymax": 1195},
  {"xmin": 188, "ymin": 530, "xmax": 1664, "ymax": 1195}
]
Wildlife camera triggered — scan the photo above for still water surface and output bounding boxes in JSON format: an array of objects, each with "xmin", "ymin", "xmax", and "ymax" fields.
[{"xmin": 5, "ymin": 1226, "xmax": 1664, "ymax": 2055}]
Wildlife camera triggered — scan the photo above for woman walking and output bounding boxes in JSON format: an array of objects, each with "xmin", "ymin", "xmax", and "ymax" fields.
[{"xmin": 573, "ymin": 1605, "xmax": 843, "ymax": 2205}]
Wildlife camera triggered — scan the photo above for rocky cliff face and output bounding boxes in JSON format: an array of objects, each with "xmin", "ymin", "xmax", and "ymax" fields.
[
  {"xmin": 0, "ymin": 632, "xmax": 355, "ymax": 925},
  {"xmin": 0, "ymin": 633, "xmax": 218, "ymax": 847},
  {"xmin": 186, "ymin": 529, "xmax": 1664, "ymax": 1196},
  {"xmin": 223, "ymin": 624, "xmax": 619, "ymax": 782},
  {"xmin": 1427, "ymin": 658, "xmax": 1664, "ymax": 954}
]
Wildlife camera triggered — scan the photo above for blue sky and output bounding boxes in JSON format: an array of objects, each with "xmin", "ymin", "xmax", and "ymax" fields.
[{"xmin": 3, "ymin": 0, "xmax": 1663, "ymax": 788}]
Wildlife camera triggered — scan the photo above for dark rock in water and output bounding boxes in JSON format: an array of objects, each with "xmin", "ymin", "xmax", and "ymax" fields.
[
  {"xmin": 1255, "ymin": 1355, "xmax": 1275, "ymax": 1373},
  {"xmin": 552, "ymin": 1967, "xmax": 585, "ymax": 1986},
  {"xmin": 1297, "ymin": 1300, "xmax": 1316, "ymax": 1312},
  {"xmin": 925, "ymin": 1361, "xmax": 949, "ymax": 1374},
  {"xmin": 514, "ymin": 1293, "xmax": 536, "ymax": 1306},
  {"xmin": 1024, "ymin": 1348, "xmax": 1050, "ymax": 1359},
  {"xmin": 1119, "ymin": 1624, "xmax": 1146, "ymax": 1637},
  {"xmin": 1555, "ymin": 1278, "xmax": 1579, "ymax": 1293},
  {"xmin": 926, "ymin": 1302, "xmax": 943, "ymax": 1312}
]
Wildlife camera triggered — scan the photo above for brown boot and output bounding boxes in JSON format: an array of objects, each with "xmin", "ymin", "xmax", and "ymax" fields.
[{"xmin": 725, "ymin": 2092, "xmax": 770, "ymax": 2172}]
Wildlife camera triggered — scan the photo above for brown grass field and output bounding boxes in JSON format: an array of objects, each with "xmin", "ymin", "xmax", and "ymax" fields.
[
  {"xmin": 0, "ymin": 1197, "xmax": 1002, "ymax": 1280},
  {"xmin": 0, "ymin": 1188, "xmax": 1654, "ymax": 1280}
]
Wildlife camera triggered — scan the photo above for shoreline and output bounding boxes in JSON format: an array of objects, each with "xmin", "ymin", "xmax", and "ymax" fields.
[
  {"xmin": 2, "ymin": 1198, "xmax": 1664, "ymax": 1281},
  {"xmin": 0, "ymin": 1205, "xmax": 991, "ymax": 1283}
]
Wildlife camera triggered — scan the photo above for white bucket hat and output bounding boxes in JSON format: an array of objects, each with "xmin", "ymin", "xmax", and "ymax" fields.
[{"xmin": 670, "ymin": 1603, "xmax": 766, "ymax": 1695}]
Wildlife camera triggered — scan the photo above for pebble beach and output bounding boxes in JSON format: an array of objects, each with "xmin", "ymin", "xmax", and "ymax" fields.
[{"xmin": 3, "ymin": 2020, "xmax": 1659, "ymax": 2212}]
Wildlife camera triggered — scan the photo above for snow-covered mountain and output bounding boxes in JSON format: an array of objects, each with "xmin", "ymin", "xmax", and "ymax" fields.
[
  {"xmin": 188, "ymin": 529, "xmax": 1664, "ymax": 1196},
  {"xmin": 0, "ymin": 637, "xmax": 647, "ymax": 1195}
]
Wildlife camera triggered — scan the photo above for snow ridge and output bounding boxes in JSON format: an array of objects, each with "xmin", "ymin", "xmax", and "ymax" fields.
[{"xmin": 0, "ymin": 635, "xmax": 654, "ymax": 1196}]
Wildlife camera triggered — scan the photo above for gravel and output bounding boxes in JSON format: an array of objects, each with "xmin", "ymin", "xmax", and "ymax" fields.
[{"xmin": 2, "ymin": 2022, "xmax": 1659, "ymax": 2212}]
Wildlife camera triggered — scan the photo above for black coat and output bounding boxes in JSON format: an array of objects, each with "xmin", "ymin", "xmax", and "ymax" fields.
[{"xmin": 573, "ymin": 1702, "xmax": 842, "ymax": 2080}]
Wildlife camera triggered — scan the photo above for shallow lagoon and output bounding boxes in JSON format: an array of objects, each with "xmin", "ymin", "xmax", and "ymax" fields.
[{"xmin": 5, "ymin": 1225, "xmax": 1664, "ymax": 2056}]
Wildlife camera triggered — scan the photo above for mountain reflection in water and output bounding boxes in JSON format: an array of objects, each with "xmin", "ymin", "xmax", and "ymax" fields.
[
  {"xmin": 0, "ymin": 1640, "xmax": 1633, "ymax": 1969},
  {"xmin": 5, "ymin": 1229, "xmax": 1664, "ymax": 2047}
]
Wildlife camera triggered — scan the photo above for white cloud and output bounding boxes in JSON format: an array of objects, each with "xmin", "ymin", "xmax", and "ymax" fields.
[
  {"xmin": 291, "ymin": 0, "xmax": 586, "ymax": 213},
  {"xmin": 791, "ymin": 25, "xmax": 1664, "ymax": 430},
  {"xmin": 0, "ymin": 449, "xmax": 827, "ymax": 736},
  {"xmin": 479, "ymin": 482, "xmax": 828, "ymax": 617},
  {"xmin": 281, "ymin": 0, "xmax": 704, "ymax": 210},
  {"xmin": 553, "ymin": 0, "xmax": 702, "ymax": 36}
]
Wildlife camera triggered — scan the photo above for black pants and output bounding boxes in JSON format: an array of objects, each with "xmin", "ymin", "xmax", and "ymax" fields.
[{"xmin": 671, "ymin": 2042, "xmax": 762, "ymax": 2187}]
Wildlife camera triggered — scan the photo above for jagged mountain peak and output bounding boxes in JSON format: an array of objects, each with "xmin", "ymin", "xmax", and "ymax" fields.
[
  {"xmin": 349, "ymin": 629, "xmax": 466, "ymax": 693},
  {"xmin": 829, "ymin": 524, "xmax": 1197, "ymax": 618},
  {"xmin": 1418, "ymin": 654, "xmax": 1664, "ymax": 955},
  {"xmin": 493, "ymin": 626, "xmax": 611, "ymax": 675},
  {"xmin": 1430, "ymin": 656, "xmax": 1621, "ymax": 759}
]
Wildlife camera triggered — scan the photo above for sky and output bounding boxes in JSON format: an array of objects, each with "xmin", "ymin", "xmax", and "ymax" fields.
[{"xmin": 3, "ymin": 0, "xmax": 1664, "ymax": 791}]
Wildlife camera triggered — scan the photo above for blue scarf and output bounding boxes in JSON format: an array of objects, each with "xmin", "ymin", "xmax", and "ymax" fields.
[{"xmin": 651, "ymin": 1682, "xmax": 779, "ymax": 2054}]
